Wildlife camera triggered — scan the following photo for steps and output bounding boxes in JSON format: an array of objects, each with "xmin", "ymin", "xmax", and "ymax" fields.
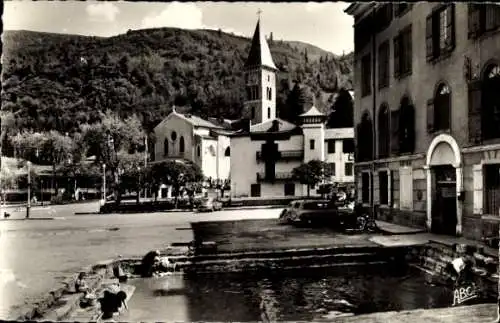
[{"xmin": 178, "ymin": 246, "xmax": 407, "ymax": 274}]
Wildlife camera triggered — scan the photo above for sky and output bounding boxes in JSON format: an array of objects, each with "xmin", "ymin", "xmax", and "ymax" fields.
[{"xmin": 3, "ymin": 1, "xmax": 354, "ymax": 55}]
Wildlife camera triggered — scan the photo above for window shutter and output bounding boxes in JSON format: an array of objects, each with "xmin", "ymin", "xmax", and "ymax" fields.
[
  {"xmin": 390, "ymin": 109, "xmax": 400, "ymax": 155},
  {"xmin": 426, "ymin": 99, "xmax": 434, "ymax": 133},
  {"xmin": 468, "ymin": 80, "xmax": 482, "ymax": 144},
  {"xmin": 426, "ymin": 15, "xmax": 434, "ymax": 60},
  {"xmin": 472, "ymin": 164, "xmax": 483, "ymax": 215},
  {"xmin": 393, "ymin": 36, "xmax": 400, "ymax": 78},
  {"xmin": 446, "ymin": 4, "xmax": 456, "ymax": 52},
  {"xmin": 406, "ymin": 106, "xmax": 416, "ymax": 153},
  {"xmin": 468, "ymin": 4, "xmax": 480, "ymax": 38},
  {"xmin": 406, "ymin": 27, "xmax": 412, "ymax": 73}
]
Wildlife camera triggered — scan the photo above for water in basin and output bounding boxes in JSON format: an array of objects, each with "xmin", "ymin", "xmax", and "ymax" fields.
[{"xmin": 121, "ymin": 265, "xmax": 453, "ymax": 322}]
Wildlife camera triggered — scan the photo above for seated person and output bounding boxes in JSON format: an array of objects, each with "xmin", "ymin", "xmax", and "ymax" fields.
[
  {"xmin": 75, "ymin": 272, "xmax": 89, "ymax": 293},
  {"xmin": 113, "ymin": 263, "xmax": 128, "ymax": 283}
]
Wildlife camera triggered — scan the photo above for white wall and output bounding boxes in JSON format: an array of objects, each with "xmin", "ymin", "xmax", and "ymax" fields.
[
  {"xmin": 324, "ymin": 139, "xmax": 355, "ymax": 183},
  {"xmin": 217, "ymin": 135, "xmax": 231, "ymax": 180},
  {"xmin": 153, "ymin": 114, "xmax": 194, "ymax": 162},
  {"xmin": 201, "ymin": 138, "xmax": 218, "ymax": 180},
  {"xmin": 231, "ymin": 134, "xmax": 305, "ymax": 197},
  {"xmin": 302, "ymin": 124, "xmax": 325, "ymax": 162}
]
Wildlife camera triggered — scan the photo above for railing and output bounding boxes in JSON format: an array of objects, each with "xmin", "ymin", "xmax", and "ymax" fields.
[
  {"xmin": 256, "ymin": 150, "xmax": 304, "ymax": 161},
  {"xmin": 256, "ymin": 171, "xmax": 295, "ymax": 182}
]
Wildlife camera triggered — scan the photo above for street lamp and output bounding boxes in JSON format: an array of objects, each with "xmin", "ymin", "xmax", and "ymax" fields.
[
  {"xmin": 26, "ymin": 161, "xmax": 31, "ymax": 219},
  {"xmin": 102, "ymin": 163, "xmax": 106, "ymax": 203}
]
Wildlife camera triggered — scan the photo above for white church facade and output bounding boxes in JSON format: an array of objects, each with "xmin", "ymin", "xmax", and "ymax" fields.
[
  {"xmin": 229, "ymin": 19, "xmax": 355, "ymax": 198},
  {"xmin": 152, "ymin": 18, "xmax": 355, "ymax": 199},
  {"xmin": 153, "ymin": 110, "xmax": 231, "ymax": 182}
]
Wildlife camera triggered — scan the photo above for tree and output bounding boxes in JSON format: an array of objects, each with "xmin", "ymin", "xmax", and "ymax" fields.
[
  {"xmin": 43, "ymin": 131, "xmax": 76, "ymax": 195},
  {"xmin": 79, "ymin": 110, "xmax": 146, "ymax": 205},
  {"xmin": 284, "ymin": 82, "xmax": 313, "ymax": 124},
  {"xmin": 292, "ymin": 160, "xmax": 334, "ymax": 197},
  {"xmin": 327, "ymin": 88, "xmax": 354, "ymax": 128},
  {"xmin": 148, "ymin": 160, "xmax": 203, "ymax": 205}
]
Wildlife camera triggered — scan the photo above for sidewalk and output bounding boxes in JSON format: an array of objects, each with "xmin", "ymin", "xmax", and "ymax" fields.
[{"xmin": 328, "ymin": 303, "xmax": 497, "ymax": 323}]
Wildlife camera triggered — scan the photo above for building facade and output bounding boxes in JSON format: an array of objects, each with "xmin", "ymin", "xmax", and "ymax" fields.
[
  {"xmin": 153, "ymin": 109, "xmax": 231, "ymax": 182},
  {"xmin": 346, "ymin": 3, "xmax": 500, "ymax": 240},
  {"xmin": 230, "ymin": 19, "xmax": 355, "ymax": 198}
]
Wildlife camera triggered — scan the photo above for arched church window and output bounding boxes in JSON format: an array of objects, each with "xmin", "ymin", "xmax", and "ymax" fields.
[
  {"xmin": 224, "ymin": 147, "xmax": 231, "ymax": 156},
  {"xmin": 163, "ymin": 138, "xmax": 168, "ymax": 157},
  {"xmin": 197, "ymin": 145, "xmax": 201, "ymax": 157},
  {"xmin": 268, "ymin": 107, "xmax": 271, "ymax": 119},
  {"xmin": 179, "ymin": 136, "xmax": 185, "ymax": 153},
  {"xmin": 171, "ymin": 131, "xmax": 177, "ymax": 141},
  {"xmin": 482, "ymin": 64, "xmax": 500, "ymax": 139},
  {"xmin": 434, "ymin": 83, "xmax": 451, "ymax": 131},
  {"xmin": 378, "ymin": 104, "xmax": 390, "ymax": 158},
  {"xmin": 251, "ymin": 106, "xmax": 255, "ymax": 119},
  {"xmin": 399, "ymin": 96, "xmax": 415, "ymax": 154}
]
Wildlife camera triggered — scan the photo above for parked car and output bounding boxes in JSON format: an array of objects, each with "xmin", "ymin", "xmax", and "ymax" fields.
[
  {"xmin": 197, "ymin": 197, "xmax": 223, "ymax": 212},
  {"xmin": 280, "ymin": 199, "xmax": 339, "ymax": 226}
]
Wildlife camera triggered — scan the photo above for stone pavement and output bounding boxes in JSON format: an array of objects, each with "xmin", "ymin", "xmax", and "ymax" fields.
[
  {"xmin": 326, "ymin": 303, "xmax": 498, "ymax": 323},
  {"xmin": 375, "ymin": 220, "xmax": 426, "ymax": 234}
]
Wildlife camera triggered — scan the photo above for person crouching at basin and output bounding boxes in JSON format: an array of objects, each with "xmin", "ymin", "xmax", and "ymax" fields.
[
  {"xmin": 99, "ymin": 289, "xmax": 128, "ymax": 319},
  {"xmin": 140, "ymin": 250, "xmax": 162, "ymax": 277},
  {"xmin": 75, "ymin": 272, "xmax": 89, "ymax": 293},
  {"xmin": 447, "ymin": 244, "xmax": 485, "ymax": 307}
]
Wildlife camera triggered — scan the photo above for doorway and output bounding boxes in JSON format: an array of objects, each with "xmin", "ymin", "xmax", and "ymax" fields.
[{"xmin": 432, "ymin": 165, "xmax": 457, "ymax": 235}]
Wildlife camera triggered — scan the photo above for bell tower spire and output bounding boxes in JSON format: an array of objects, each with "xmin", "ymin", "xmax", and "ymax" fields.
[{"xmin": 243, "ymin": 16, "xmax": 277, "ymax": 126}]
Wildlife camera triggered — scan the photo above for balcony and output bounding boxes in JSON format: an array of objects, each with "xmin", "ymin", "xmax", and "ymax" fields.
[
  {"xmin": 256, "ymin": 171, "xmax": 295, "ymax": 183},
  {"xmin": 256, "ymin": 150, "xmax": 304, "ymax": 162}
]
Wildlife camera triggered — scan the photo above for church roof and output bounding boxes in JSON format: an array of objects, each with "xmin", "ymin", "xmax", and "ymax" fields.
[
  {"xmin": 172, "ymin": 107, "xmax": 223, "ymax": 129},
  {"xmin": 300, "ymin": 105, "xmax": 325, "ymax": 117},
  {"xmin": 250, "ymin": 118, "xmax": 298, "ymax": 133},
  {"xmin": 244, "ymin": 19, "xmax": 277, "ymax": 71}
]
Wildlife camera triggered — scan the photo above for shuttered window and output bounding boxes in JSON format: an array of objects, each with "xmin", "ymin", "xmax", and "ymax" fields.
[
  {"xmin": 394, "ymin": 25, "xmax": 412, "ymax": 79},
  {"xmin": 379, "ymin": 170, "xmax": 389, "ymax": 205},
  {"xmin": 390, "ymin": 109, "xmax": 400, "ymax": 155},
  {"xmin": 362, "ymin": 172, "xmax": 371, "ymax": 204},
  {"xmin": 361, "ymin": 54, "xmax": 372, "ymax": 97},
  {"xmin": 484, "ymin": 164, "xmax": 500, "ymax": 215},
  {"xmin": 433, "ymin": 83, "xmax": 451, "ymax": 131},
  {"xmin": 426, "ymin": 4, "xmax": 455, "ymax": 62},
  {"xmin": 472, "ymin": 164, "xmax": 483, "ymax": 215},
  {"xmin": 468, "ymin": 4, "xmax": 500, "ymax": 38},
  {"xmin": 393, "ymin": 36, "xmax": 400, "ymax": 78},
  {"xmin": 468, "ymin": 80, "xmax": 482, "ymax": 144},
  {"xmin": 378, "ymin": 41, "xmax": 390, "ymax": 89},
  {"xmin": 378, "ymin": 104, "xmax": 390, "ymax": 158}
]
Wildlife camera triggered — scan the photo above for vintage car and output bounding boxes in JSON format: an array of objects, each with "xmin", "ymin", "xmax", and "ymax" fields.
[
  {"xmin": 197, "ymin": 197, "xmax": 223, "ymax": 212},
  {"xmin": 279, "ymin": 199, "xmax": 340, "ymax": 225}
]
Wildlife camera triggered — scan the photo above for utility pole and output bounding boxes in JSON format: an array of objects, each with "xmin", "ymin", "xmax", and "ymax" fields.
[
  {"xmin": 26, "ymin": 161, "xmax": 31, "ymax": 219},
  {"xmin": 102, "ymin": 164, "xmax": 106, "ymax": 202},
  {"xmin": 144, "ymin": 135, "xmax": 148, "ymax": 199}
]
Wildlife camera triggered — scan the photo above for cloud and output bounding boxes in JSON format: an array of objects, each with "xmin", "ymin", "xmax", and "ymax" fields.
[
  {"xmin": 141, "ymin": 2, "xmax": 203, "ymax": 30},
  {"xmin": 86, "ymin": 2, "xmax": 120, "ymax": 22},
  {"xmin": 305, "ymin": 2, "xmax": 330, "ymax": 12}
]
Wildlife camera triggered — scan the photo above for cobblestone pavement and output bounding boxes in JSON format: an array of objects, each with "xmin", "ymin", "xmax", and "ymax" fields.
[{"xmin": 0, "ymin": 204, "xmax": 282, "ymax": 319}]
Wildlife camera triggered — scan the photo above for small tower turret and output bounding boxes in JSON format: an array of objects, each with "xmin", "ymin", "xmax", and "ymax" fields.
[{"xmin": 300, "ymin": 106, "xmax": 327, "ymax": 162}]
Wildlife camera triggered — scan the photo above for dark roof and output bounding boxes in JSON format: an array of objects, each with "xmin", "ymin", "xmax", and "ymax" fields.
[{"xmin": 250, "ymin": 118, "xmax": 298, "ymax": 133}]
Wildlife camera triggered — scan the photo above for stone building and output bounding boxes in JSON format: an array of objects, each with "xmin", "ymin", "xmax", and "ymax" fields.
[{"xmin": 345, "ymin": 3, "xmax": 500, "ymax": 240}]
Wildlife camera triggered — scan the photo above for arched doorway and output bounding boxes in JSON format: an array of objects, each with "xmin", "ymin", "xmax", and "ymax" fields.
[{"xmin": 425, "ymin": 134, "xmax": 462, "ymax": 236}]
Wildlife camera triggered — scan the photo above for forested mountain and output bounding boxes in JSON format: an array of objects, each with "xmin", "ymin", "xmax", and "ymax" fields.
[{"xmin": 2, "ymin": 28, "xmax": 353, "ymax": 134}]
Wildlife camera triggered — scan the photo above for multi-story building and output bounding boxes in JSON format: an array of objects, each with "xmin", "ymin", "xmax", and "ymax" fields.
[{"xmin": 345, "ymin": 3, "xmax": 500, "ymax": 240}]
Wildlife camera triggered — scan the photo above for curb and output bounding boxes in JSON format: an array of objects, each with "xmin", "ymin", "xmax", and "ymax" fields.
[
  {"xmin": 96, "ymin": 205, "xmax": 285, "ymax": 215},
  {"xmin": 0, "ymin": 217, "xmax": 63, "ymax": 221}
]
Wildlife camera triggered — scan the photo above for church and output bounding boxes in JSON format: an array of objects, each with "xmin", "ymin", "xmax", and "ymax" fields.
[{"xmin": 153, "ymin": 18, "xmax": 355, "ymax": 199}]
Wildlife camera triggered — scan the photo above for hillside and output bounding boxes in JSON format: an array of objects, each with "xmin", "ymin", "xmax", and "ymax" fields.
[{"xmin": 1, "ymin": 28, "xmax": 353, "ymax": 133}]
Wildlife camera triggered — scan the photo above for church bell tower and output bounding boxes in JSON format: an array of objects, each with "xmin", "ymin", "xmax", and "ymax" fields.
[{"xmin": 243, "ymin": 16, "xmax": 278, "ymax": 126}]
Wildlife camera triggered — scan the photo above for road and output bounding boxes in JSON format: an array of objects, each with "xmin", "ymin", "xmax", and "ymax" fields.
[{"xmin": 0, "ymin": 202, "xmax": 282, "ymax": 320}]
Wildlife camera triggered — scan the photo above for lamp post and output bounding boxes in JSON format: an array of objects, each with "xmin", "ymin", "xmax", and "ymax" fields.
[
  {"xmin": 102, "ymin": 163, "xmax": 106, "ymax": 203},
  {"xmin": 26, "ymin": 161, "xmax": 31, "ymax": 219}
]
